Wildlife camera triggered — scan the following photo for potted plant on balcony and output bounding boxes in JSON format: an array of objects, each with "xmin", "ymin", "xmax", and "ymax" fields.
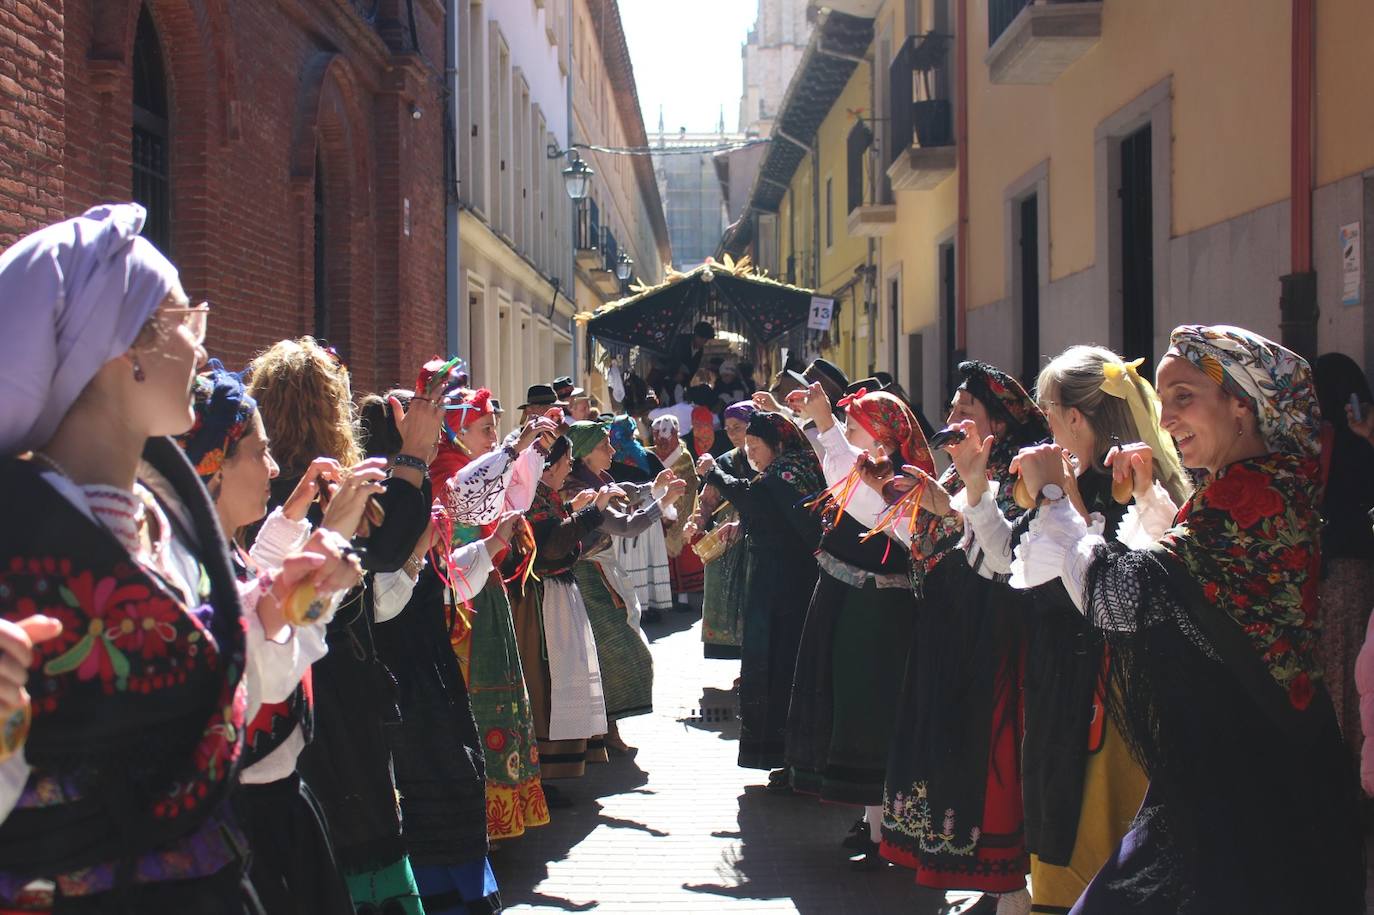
[{"xmin": 910, "ymin": 31, "xmax": 953, "ymax": 148}]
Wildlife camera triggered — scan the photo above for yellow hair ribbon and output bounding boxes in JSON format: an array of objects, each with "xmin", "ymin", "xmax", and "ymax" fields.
[{"xmin": 1099, "ymin": 357, "xmax": 1186, "ymax": 495}]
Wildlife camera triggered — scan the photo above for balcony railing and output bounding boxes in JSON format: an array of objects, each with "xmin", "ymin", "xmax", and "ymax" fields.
[
  {"xmin": 888, "ymin": 32, "xmax": 954, "ymax": 164},
  {"xmin": 600, "ymin": 226, "xmax": 619, "ymax": 273},
  {"xmin": 989, "ymin": 0, "xmax": 1097, "ymax": 48},
  {"xmin": 575, "ymin": 199, "xmax": 600, "ymax": 251}
]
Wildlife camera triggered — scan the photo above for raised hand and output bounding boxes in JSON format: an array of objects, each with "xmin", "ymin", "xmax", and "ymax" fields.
[
  {"xmin": 1010, "ymin": 444, "xmax": 1070, "ymax": 503},
  {"xmin": 944, "ymin": 420, "xmax": 993, "ymax": 505},
  {"xmin": 1105, "ymin": 442, "xmax": 1155, "ymax": 503},
  {"xmin": 391, "ymin": 391, "xmax": 446, "ymax": 466},
  {"xmin": 321, "ymin": 459, "xmax": 388, "ymax": 537},
  {"xmin": 282, "ymin": 457, "xmax": 343, "ymax": 522}
]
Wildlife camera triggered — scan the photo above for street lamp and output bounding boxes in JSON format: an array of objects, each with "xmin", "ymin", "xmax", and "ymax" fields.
[
  {"xmin": 562, "ymin": 151, "xmax": 594, "ymax": 202},
  {"xmin": 614, "ymin": 252, "xmax": 634, "ymax": 282}
]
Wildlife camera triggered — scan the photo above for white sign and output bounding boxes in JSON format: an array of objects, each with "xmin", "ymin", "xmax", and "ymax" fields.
[
  {"xmin": 1341, "ymin": 221, "xmax": 1361, "ymax": 306},
  {"xmin": 808, "ymin": 296, "xmax": 835, "ymax": 331}
]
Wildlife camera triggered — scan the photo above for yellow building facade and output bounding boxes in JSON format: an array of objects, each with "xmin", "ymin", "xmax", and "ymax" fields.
[{"xmin": 734, "ymin": 0, "xmax": 1374, "ymax": 423}]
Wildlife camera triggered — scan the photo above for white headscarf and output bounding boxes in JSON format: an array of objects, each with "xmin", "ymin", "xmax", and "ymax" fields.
[
  {"xmin": 651, "ymin": 414, "xmax": 679, "ymax": 436},
  {"xmin": 0, "ymin": 204, "xmax": 181, "ymax": 455}
]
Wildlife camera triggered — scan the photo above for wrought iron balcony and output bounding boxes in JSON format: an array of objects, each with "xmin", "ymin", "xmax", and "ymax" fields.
[
  {"xmin": 885, "ymin": 32, "xmax": 956, "ymax": 193},
  {"xmin": 986, "ymin": 0, "xmax": 1102, "ymax": 85}
]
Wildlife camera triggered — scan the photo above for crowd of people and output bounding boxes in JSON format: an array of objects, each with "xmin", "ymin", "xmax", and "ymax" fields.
[{"xmin": 0, "ymin": 204, "xmax": 1370, "ymax": 915}]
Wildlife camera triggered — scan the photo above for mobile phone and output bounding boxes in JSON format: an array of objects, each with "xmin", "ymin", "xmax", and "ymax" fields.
[{"xmin": 1351, "ymin": 393, "xmax": 1363, "ymax": 423}]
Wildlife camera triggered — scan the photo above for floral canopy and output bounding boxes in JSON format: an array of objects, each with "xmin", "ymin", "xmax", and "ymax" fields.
[{"xmin": 579, "ymin": 256, "xmax": 815, "ymax": 355}]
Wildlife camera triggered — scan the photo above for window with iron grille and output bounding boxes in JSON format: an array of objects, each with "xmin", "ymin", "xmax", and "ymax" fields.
[{"xmin": 132, "ymin": 5, "xmax": 170, "ymax": 255}]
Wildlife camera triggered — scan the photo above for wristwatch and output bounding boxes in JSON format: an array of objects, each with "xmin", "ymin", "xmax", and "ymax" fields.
[{"xmin": 1039, "ymin": 483, "xmax": 1066, "ymax": 504}]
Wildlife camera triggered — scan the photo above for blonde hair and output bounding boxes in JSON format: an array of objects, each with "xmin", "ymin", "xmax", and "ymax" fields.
[
  {"xmin": 246, "ymin": 336, "xmax": 361, "ymax": 473},
  {"xmin": 1037, "ymin": 345, "xmax": 1191, "ymax": 506}
]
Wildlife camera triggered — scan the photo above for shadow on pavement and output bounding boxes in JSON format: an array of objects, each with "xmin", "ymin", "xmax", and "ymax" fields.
[
  {"xmin": 493, "ymin": 756, "xmax": 657, "ymax": 910},
  {"xmin": 678, "ymin": 686, "xmax": 740, "ymax": 741},
  {"xmin": 681, "ymin": 786, "xmax": 980, "ymax": 915}
]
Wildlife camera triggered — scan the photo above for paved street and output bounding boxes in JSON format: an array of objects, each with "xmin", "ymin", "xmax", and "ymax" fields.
[{"xmin": 492, "ymin": 605, "xmax": 981, "ymax": 914}]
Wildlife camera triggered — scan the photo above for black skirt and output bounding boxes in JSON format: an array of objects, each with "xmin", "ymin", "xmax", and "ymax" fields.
[{"xmin": 233, "ymin": 773, "xmax": 354, "ymax": 915}]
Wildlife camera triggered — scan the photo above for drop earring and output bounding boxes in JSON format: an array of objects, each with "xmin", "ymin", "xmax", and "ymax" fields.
[{"xmin": 132, "ymin": 355, "xmax": 146, "ymax": 383}]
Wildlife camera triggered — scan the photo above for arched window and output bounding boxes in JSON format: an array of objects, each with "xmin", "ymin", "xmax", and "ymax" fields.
[
  {"xmin": 313, "ymin": 151, "xmax": 329, "ymax": 341},
  {"xmin": 131, "ymin": 5, "xmax": 171, "ymax": 254}
]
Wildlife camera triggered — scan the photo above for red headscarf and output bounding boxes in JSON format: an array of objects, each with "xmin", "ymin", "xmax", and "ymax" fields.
[
  {"xmin": 836, "ymin": 388, "xmax": 933, "ymax": 473},
  {"xmin": 691, "ymin": 405, "xmax": 715, "ymax": 456}
]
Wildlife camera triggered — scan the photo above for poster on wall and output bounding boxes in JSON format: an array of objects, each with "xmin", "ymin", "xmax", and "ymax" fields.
[
  {"xmin": 808, "ymin": 296, "xmax": 835, "ymax": 331},
  {"xmin": 1341, "ymin": 221, "xmax": 1361, "ymax": 306}
]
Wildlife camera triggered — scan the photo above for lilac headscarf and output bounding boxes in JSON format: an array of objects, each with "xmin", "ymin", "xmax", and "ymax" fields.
[
  {"xmin": 0, "ymin": 204, "xmax": 180, "ymax": 455},
  {"xmin": 723, "ymin": 400, "xmax": 757, "ymax": 425}
]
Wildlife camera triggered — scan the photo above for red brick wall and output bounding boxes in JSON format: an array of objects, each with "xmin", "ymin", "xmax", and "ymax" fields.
[
  {"xmin": 0, "ymin": 1, "xmax": 66, "ymax": 237},
  {"xmin": 0, "ymin": 0, "xmax": 449, "ymax": 398}
]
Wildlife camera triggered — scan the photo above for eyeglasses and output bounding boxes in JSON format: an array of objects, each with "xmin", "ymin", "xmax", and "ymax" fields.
[
  {"xmin": 1036, "ymin": 399, "xmax": 1061, "ymax": 412},
  {"xmin": 159, "ymin": 301, "xmax": 211, "ymax": 346},
  {"xmin": 354, "ymin": 895, "xmax": 419, "ymax": 915}
]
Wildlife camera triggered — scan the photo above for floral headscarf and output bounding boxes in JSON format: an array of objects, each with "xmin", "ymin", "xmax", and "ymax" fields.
[
  {"xmin": 1166, "ymin": 324, "xmax": 1321, "ymax": 458},
  {"xmin": 746, "ymin": 412, "xmax": 824, "ymax": 496},
  {"xmin": 957, "ymin": 360, "xmax": 1049, "ymax": 456},
  {"xmin": 609, "ymin": 415, "xmax": 653, "ymax": 473},
  {"xmin": 177, "ymin": 359, "xmax": 258, "ymax": 481},
  {"xmin": 836, "ymin": 388, "xmax": 934, "ymax": 474}
]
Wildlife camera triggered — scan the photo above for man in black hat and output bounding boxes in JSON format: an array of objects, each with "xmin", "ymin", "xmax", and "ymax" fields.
[
  {"xmin": 517, "ymin": 383, "xmax": 568, "ymax": 427},
  {"xmin": 668, "ymin": 320, "xmax": 716, "ymax": 385}
]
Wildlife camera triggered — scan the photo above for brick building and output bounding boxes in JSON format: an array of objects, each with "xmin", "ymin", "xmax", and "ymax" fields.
[{"xmin": 0, "ymin": 0, "xmax": 448, "ymax": 395}]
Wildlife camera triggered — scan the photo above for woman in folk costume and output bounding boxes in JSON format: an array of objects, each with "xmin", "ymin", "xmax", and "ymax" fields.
[
  {"xmin": 511, "ymin": 436, "xmax": 618, "ymax": 779},
  {"xmin": 422, "ymin": 376, "xmax": 556, "ymax": 840},
  {"xmin": 694, "ymin": 401, "xmax": 759, "ymax": 658},
  {"xmin": 0, "ymin": 205, "xmax": 359, "ymax": 913},
  {"xmin": 867, "ymin": 361, "xmax": 1047, "ymax": 912},
  {"xmin": 1011, "ymin": 326, "xmax": 1364, "ymax": 914},
  {"xmin": 564, "ymin": 421, "xmax": 685, "ymax": 749},
  {"xmin": 360, "ymin": 386, "xmax": 536, "ymax": 915},
  {"xmin": 651, "ymin": 413, "xmax": 702, "ymax": 603},
  {"xmin": 945, "ymin": 347, "xmax": 1189, "ymax": 914},
  {"xmin": 251, "ymin": 338, "xmax": 443, "ymax": 914},
  {"xmin": 1311, "ymin": 352, "xmax": 1374, "ymax": 761},
  {"xmin": 606, "ymin": 416, "xmax": 674, "ymax": 619},
  {"xmin": 179, "ymin": 361, "xmax": 383, "ymax": 915},
  {"xmin": 784, "ymin": 385, "xmax": 933, "ymax": 866},
  {"xmin": 695, "ymin": 413, "xmax": 824, "ymax": 774}
]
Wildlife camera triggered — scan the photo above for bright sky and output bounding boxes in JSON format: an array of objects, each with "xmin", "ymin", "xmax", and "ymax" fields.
[{"xmin": 619, "ymin": 0, "xmax": 759, "ymax": 135}]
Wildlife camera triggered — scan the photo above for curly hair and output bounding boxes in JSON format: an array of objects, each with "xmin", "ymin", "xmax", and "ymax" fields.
[{"xmin": 245, "ymin": 336, "xmax": 361, "ymax": 474}]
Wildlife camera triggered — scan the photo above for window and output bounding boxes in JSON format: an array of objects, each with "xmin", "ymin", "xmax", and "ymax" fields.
[
  {"xmin": 132, "ymin": 5, "xmax": 171, "ymax": 254},
  {"xmin": 825, "ymin": 177, "xmax": 834, "ymax": 248},
  {"xmin": 313, "ymin": 152, "xmax": 328, "ymax": 340}
]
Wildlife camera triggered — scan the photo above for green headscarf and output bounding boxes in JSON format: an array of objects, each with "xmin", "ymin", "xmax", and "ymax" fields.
[{"xmin": 567, "ymin": 418, "xmax": 611, "ymax": 461}]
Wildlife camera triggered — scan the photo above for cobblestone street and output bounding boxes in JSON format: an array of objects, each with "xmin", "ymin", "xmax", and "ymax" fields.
[{"xmin": 492, "ymin": 606, "xmax": 981, "ymax": 914}]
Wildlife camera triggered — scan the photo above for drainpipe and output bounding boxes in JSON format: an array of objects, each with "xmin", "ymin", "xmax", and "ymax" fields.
[
  {"xmin": 444, "ymin": 0, "xmax": 463, "ymax": 356},
  {"xmin": 567, "ymin": 0, "xmax": 578, "ymax": 379},
  {"xmin": 955, "ymin": 0, "xmax": 969, "ymax": 359},
  {"xmin": 1280, "ymin": 0, "xmax": 1317, "ymax": 359}
]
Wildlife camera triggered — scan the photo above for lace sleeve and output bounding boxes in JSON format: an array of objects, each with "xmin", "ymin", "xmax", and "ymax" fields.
[{"xmin": 1081, "ymin": 543, "xmax": 1219, "ymax": 658}]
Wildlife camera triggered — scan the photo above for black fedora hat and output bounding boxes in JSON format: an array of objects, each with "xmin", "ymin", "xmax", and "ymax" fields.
[
  {"xmin": 804, "ymin": 358, "xmax": 849, "ymax": 403},
  {"xmin": 518, "ymin": 384, "xmax": 567, "ymax": 411}
]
